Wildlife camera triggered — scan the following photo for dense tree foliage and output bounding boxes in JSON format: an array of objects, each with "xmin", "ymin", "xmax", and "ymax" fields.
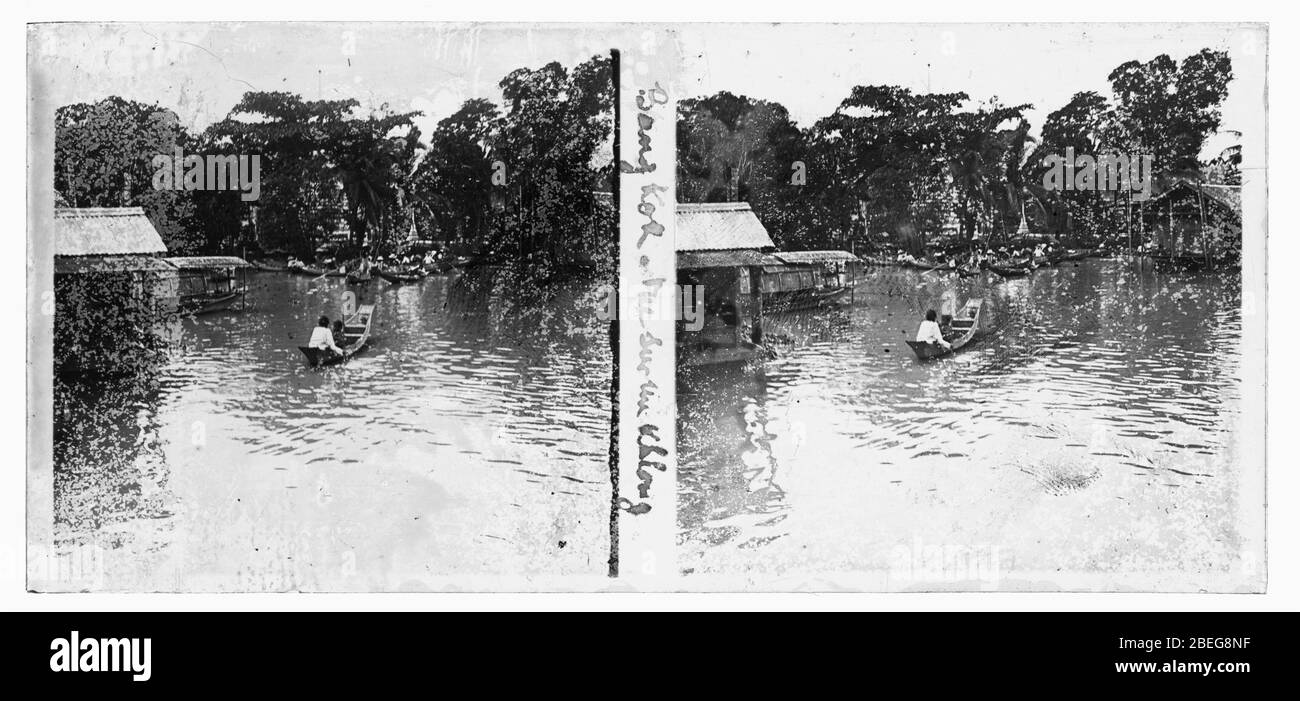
[
  {"xmin": 410, "ymin": 98, "xmax": 499, "ymax": 251},
  {"xmin": 489, "ymin": 55, "xmax": 615, "ymax": 269},
  {"xmin": 677, "ymin": 49, "xmax": 1236, "ymax": 254},
  {"xmin": 55, "ymin": 97, "xmax": 200, "ymax": 252},
  {"xmin": 677, "ymin": 91, "xmax": 806, "ymax": 245},
  {"xmin": 53, "ymin": 55, "xmax": 615, "ymax": 273}
]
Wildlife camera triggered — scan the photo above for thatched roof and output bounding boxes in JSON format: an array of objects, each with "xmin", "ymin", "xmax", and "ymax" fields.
[
  {"xmin": 1200, "ymin": 184, "xmax": 1242, "ymax": 213},
  {"xmin": 165, "ymin": 256, "xmax": 250, "ymax": 269},
  {"xmin": 676, "ymin": 202, "xmax": 776, "ymax": 252},
  {"xmin": 678, "ymin": 250, "xmax": 780, "ymax": 269},
  {"xmin": 55, "ymin": 207, "xmax": 167, "ymax": 257},
  {"xmin": 774, "ymin": 250, "xmax": 862, "ymax": 265},
  {"xmin": 1153, "ymin": 181, "xmax": 1242, "ymax": 214},
  {"xmin": 54, "ymin": 255, "xmax": 176, "ymax": 275}
]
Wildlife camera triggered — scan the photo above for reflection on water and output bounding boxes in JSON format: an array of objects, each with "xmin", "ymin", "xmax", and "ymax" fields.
[
  {"xmin": 678, "ymin": 259, "xmax": 1254, "ymax": 589},
  {"xmin": 53, "ymin": 270, "xmax": 612, "ymax": 590}
]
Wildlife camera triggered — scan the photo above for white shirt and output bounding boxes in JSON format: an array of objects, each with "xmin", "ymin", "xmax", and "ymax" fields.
[
  {"xmin": 309, "ymin": 326, "xmax": 343, "ymax": 353},
  {"xmin": 916, "ymin": 320, "xmax": 950, "ymax": 347}
]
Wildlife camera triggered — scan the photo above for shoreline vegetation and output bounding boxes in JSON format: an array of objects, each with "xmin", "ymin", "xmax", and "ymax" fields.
[
  {"xmin": 676, "ymin": 48, "xmax": 1241, "ymax": 271},
  {"xmin": 54, "ymin": 54, "xmax": 617, "ymax": 284}
]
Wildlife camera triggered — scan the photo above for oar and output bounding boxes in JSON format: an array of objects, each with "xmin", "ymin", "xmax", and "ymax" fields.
[{"xmin": 307, "ymin": 268, "xmax": 337, "ymax": 288}]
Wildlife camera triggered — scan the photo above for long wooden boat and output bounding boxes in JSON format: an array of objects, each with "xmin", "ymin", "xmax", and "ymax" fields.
[
  {"xmin": 905, "ymin": 299, "xmax": 983, "ymax": 360},
  {"xmin": 179, "ymin": 291, "xmax": 242, "ymax": 316},
  {"xmin": 987, "ymin": 264, "xmax": 1032, "ymax": 278},
  {"xmin": 298, "ymin": 304, "xmax": 375, "ymax": 367},
  {"xmin": 167, "ymin": 256, "xmax": 249, "ymax": 315},
  {"xmin": 345, "ymin": 267, "xmax": 373, "ymax": 284},
  {"xmin": 898, "ymin": 258, "xmax": 957, "ymax": 272},
  {"xmin": 252, "ymin": 260, "xmax": 292, "ymax": 272},
  {"xmin": 375, "ymin": 267, "xmax": 428, "ymax": 284},
  {"xmin": 294, "ymin": 265, "xmax": 347, "ymax": 278}
]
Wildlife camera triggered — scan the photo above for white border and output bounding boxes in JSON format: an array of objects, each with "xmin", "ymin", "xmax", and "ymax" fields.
[
  {"xmin": 616, "ymin": 34, "xmax": 679, "ymax": 585},
  {"xmin": 6, "ymin": 0, "xmax": 1293, "ymax": 611}
]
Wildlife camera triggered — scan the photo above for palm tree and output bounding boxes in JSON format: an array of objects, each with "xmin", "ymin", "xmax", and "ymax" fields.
[{"xmin": 947, "ymin": 106, "xmax": 1028, "ymax": 245}]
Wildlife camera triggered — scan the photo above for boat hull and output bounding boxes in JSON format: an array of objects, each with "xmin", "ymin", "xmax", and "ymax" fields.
[
  {"xmin": 906, "ymin": 340, "xmax": 955, "ymax": 360},
  {"xmin": 987, "ymin": 265, "xmax": 1031, "ymax": 278},
  {"xmin": 375, "ymin": 267, "xmax": 428, "ymax": 284},
  {"xmin": 907, "ymin": 299, "xmax": 983, "ymax": 360},
  {"xmin": 251, "ymin": 260, "xmax": 291, "ymax": 272},
  {"xmin": 179, "ymin": 291, "xmax": 242, "ymax": 316},
  {"xmin": 298, "ymin": 304, "xmax": 375, "ymax": 367}
]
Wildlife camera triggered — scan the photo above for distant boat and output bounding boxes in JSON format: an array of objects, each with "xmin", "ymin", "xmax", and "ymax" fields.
[
  {"xmin": 166, "ymin": 256, "xmax": 250, "ymax": 316},
  {"xmin": 345, "ymin": 266, "xmax": 373, "ymax": 284},
  {"xmin": 294, "ymin": 265, "xmax": 347, "ymax": 278},
  {"xmin": 298, "ymin": 304, "xmax": 375, "ymax": 368},
  {"xmin": 987, "ymin": 264, "xmax": 1031, "ymax": 278},
  {"xmin": 251, "ymin": 259, "xmax": 292, "ymax": 272},
  {"xmin": 375, "ymin": 267, "xmax": 428, "ymax": 284},
  {"xmin": 180, "ymin": 291, "xmax": 242, "ymax": 315},
  {"xmin": 760, "ymin": 251, "xmax": 860, "ymax": 311},
  {"xmin": 905, "ymin": 299, "xmax": 983, "ymax": 360}
]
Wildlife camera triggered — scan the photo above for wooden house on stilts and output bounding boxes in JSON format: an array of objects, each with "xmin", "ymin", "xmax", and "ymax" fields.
[
  {"xmin": 1148, "ymin": 181, "xmax": 1241, "ymax": 271},
  {"xmin": 676, "ymin": 203, "xmax": 779, "ymax": 366}
]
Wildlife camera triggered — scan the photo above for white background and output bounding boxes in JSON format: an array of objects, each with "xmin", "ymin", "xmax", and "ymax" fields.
[{"xmin": 3, "ymin": 0, "xmax": 1293, "ymax": 611}]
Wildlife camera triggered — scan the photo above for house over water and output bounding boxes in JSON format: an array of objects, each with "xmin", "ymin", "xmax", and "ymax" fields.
[
  {"xmin": 676, "ymin": 202, "xmax": 779, "ymax": 365},
  {"xmin": 54, "ymin": 207, "xmax": 178, "ymax": 375},
  {"xmin": 677, "ymin": 202, "xmax": 864, "ymax": 365},
  {"xmin": 1148, "ymin": 181, "xmax": 1242, "ymax": 270},
  {"xmin": 767, "ymin": 250, "xmax": 862, "ymax": 310}
]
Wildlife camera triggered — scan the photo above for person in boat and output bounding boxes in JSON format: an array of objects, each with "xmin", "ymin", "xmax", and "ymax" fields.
[
  {"xmin": 331, "ymin": 319, "xmax": 347, "ymax": 348},
  {"xmin": 310, "ymin": 315, "xmax": 346, "ymax": 357},
  {"xmin": 916, "ymin": 309, "xmax": 951, "ymax": 350}
]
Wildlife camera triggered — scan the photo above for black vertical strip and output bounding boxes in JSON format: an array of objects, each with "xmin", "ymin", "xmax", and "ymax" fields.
[{"xmin": 607, "ymin": 47, "xmax": 620, "ymax": 578}]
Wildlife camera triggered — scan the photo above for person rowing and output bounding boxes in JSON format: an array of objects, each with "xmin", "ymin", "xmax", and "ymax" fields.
[
  {"xmin": 916, "ymin": 309, "xmax": 951, "ymax": 350},
  {"xmin": 309, "ymin": 315, "xmax": 346, "ymax": 358}
]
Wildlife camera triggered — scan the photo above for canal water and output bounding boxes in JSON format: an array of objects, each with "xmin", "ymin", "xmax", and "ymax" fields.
[
  {"xmin": 678, "ymin": 258, "xmax": 1256, "ymax": 590},
  {"xmin": 52, "ymin": 270, "xmax": 613, "ymax": 590}
]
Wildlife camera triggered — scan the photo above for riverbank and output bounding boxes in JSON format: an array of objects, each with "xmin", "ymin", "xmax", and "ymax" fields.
[{"xmin": 858, "ymin": 244, "xmax": 1241, "ymax": 277}]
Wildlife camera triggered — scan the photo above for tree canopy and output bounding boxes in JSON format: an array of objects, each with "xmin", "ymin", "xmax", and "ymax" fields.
[
  {"xmin": 53, "ymin": 54, "xmax": 616, "ymax": 272},
  {"xmin": 676, "ymin": 48, "xmax": 1235, "ymax": 252}
]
